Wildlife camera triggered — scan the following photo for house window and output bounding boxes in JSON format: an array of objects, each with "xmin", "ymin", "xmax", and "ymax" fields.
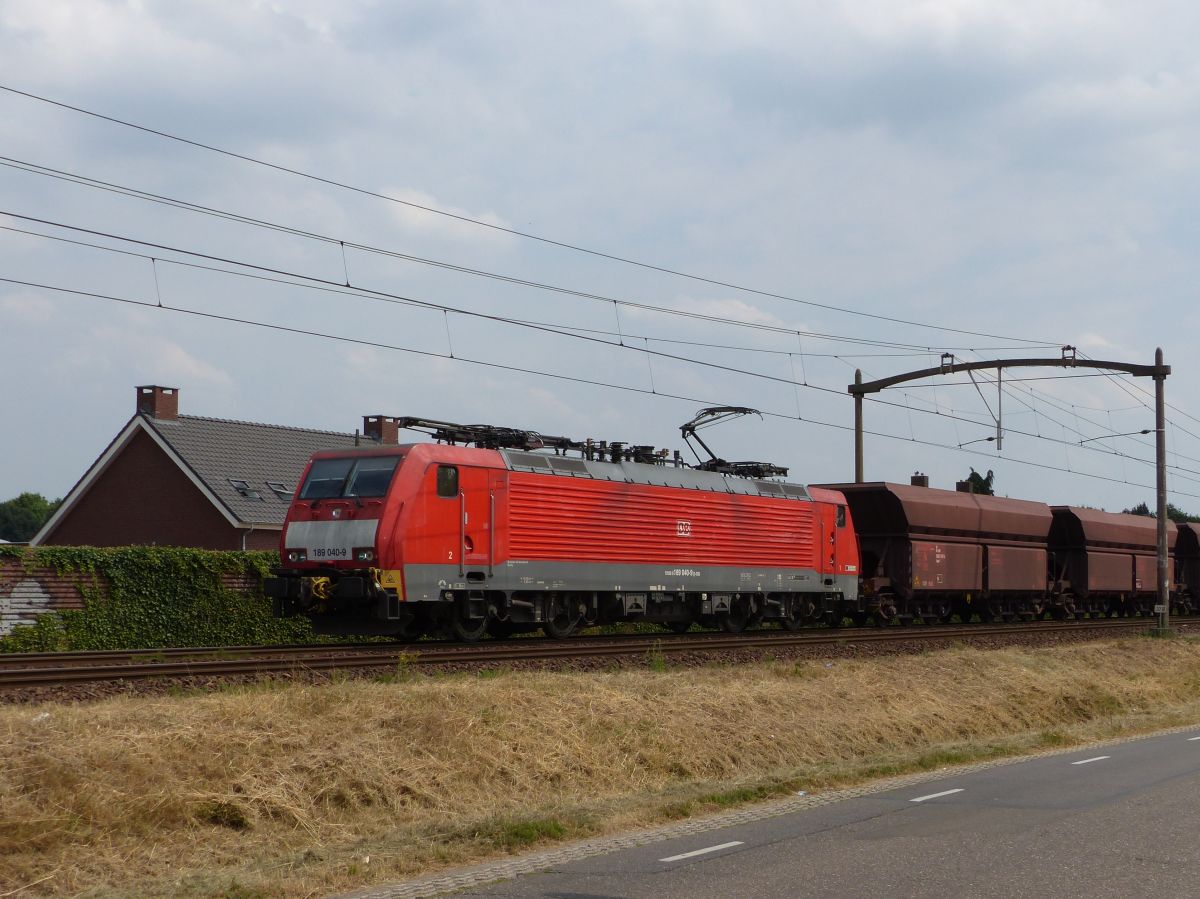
[
  {"xmin": 436, "ymin": 465, "xmax": 459, "ymax": 498},
  {"xmin": 229, "ymin": 478, "xmax": 263, "ymax": 501},
  {"xmin": 265, "ymin": 481, "xmax": 293, "ymax": 501}
]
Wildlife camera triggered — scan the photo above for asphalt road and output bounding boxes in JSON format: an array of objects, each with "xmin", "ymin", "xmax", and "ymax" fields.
[{"xmin": 456, "ymin": 730, "xmax": 1200, "ymax": 899}]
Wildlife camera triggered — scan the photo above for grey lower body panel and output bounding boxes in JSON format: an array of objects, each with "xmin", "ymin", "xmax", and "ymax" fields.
[{"xmin": 401, "ymin": 560, "xmax": 857, "ymax": 602}]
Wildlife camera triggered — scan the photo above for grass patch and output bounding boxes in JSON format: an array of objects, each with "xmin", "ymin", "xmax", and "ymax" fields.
[
  {"xmin": 196, "ymin": 800, "xmax": 251, "ymax": 831},
  {"xmin": 473, "ymin": 816, "xmax": 567, "ymax": 850},
  {"xmin": 646, "ymin": 640, "xmax": 668, "ymax": 672},
  {"xmin": 5, "ymin": 637, "xmax": 1200, "ymax": 897},
  {"xmin": 695, "ymin": 782, "xmax": 785, "ymax": 807}
]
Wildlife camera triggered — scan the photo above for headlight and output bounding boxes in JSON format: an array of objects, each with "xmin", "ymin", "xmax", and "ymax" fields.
[
  {"xmin": 287, "ymin": 550, "xmax": 308, "ymax": 563},
  {"xmin": 354, "ymin": 547, "xmax": 375, "ymax": 562}
]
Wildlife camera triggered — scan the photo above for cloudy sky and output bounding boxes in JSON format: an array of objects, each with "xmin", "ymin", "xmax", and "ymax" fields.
[{"xmin": 2, "ymin": 0, "xmax": 1198, "ymax": 512}]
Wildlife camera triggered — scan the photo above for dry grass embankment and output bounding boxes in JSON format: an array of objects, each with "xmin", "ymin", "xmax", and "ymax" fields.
[{"xmin": 4, "ymin": 637, "xmax": 1200, "ymax": 897}]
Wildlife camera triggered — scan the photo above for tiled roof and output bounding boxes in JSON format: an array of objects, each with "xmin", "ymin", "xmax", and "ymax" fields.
[{"xmin": 144, "ymin": 414, "xmax": 367, "ymax": 527}]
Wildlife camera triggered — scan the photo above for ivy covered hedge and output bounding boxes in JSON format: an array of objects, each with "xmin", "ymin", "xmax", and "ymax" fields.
[{"xmin": 0, "ymin": 545, "xmax": 316, "ymax": 652}]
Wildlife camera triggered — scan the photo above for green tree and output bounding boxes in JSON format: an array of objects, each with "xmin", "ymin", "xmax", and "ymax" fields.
[
  {"xmin": 1122, "ymin": 501, "xmax": 1200, "ymax": 523},
  {"xmin": 964, "ymin": 468, "xmax": 995, "ymax": 496},
  {"xmin": 0, "ymin": 493, "xmax": 62, "ymax": 542}
]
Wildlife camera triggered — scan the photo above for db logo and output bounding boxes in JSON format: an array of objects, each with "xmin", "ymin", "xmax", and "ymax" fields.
[{"xmin": 676, "ymin": 520, "xmax": 692, "ymax": 537}]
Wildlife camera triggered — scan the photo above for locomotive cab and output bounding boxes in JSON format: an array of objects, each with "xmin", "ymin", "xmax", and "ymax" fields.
[{"xmin": 265, "ymin": 447, "xmax": 409, "ymax": 634}]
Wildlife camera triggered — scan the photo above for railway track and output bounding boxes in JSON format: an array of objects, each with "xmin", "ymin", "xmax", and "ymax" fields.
[{"xmin": 0, "ymin": 619, "xmax": 1164, "ymax": 689}]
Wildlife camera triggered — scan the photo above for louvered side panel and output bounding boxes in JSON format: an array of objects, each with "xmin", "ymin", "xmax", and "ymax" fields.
[{"xmin": 507, "ymin": 475, "xmax": 818, "ymax": 567}]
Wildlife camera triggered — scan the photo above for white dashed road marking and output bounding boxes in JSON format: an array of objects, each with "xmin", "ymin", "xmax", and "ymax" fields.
[
  {"xmin": 659, "ymin": 841, "xmax": 744, "ymax": 863},
  {"xmin": 1071, "ymin": 756, "xmax": 1111, "ymax": 766},
  {"xmin": 1188, "ymin": 736, "xmax": 1200, "ymax": 742},
  {"xmin": 909, "ymin": 788, "xmax": 964, "ymax": 803}
]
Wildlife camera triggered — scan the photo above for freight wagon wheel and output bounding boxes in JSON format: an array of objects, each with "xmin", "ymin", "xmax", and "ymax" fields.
[
  {"xmin": 932, "ymin": 602, "xmax": 953, "ymax": 625},
  {"xmin": 872, "ymin": 598, "xmax": 897, "ymax": 625}
]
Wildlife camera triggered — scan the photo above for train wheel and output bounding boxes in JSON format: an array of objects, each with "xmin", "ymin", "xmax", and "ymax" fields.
[
  {"xmin": 487, "ymin": 619, "xmax": 516, "ymax": 640},
  {"xmin": 779, "ymin": 600, "xmax": 804, "ymax": 631},
  {"xmin": 850, "ymin": 611, "xmax": 870, "ymax": 627},
  {"xmin": 930, "ymin": 601, "xmax": 952, "ymax": 624},
  {"xmin": 873, "ymin": 600, "xmax": 897, "ymax": 626},
  {"xmin": 448, "ymin": 614, "xmax": 488, "ymax": 642},
  {"xmin": 391, "ymin": 618, "xmax": 425, "ymax": 643},
  {"xmin": 721, "ymin": 613, "xmax": 748, "ymax": 633},
  {"xmin": 543, "ymin": 600, "xmax": 580, "ymax": 639},
  {"xmin": 722, "ymin": 608, "xmax": 751, "ymax": 633}
]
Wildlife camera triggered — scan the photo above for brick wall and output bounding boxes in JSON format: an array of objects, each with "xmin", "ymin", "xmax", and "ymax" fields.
[
  {"xmin": 0, "ymin": 557, "xmax": 94, "ymax": 637},
  {"xmin": 0, "ymin": 554, "xmax": 265, "ymax": 638},
  {"xmin": 43, "ymin": 427, "xmax": 252, "ymax": 549}
]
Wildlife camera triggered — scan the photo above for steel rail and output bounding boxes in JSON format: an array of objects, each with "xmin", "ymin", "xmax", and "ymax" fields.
[
  {"xmin": 0, "ymin": 627, "xmax": 862, "ymax": 669},
  {"xmin": 0, "ymin": 619, "xmax": 1156, "ymax": 689}
]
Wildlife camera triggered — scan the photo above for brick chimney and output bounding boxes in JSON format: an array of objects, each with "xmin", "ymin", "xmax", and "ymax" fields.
[
  {"xmin": 136, "ymin": 385, "xmax": 179, "ymax": 420},
  {"xmin": 910, "ymin": 472, "xmax": 929, "ymax": 488},
  {"xmin": 363, "ymin": 415, "xmax": 400, "ymax": 445}
]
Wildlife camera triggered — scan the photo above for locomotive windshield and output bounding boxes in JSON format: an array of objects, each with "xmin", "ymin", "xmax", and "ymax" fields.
[{"xmin": 299, "ymin": 455, "xmax": 402, "ymax": 500}]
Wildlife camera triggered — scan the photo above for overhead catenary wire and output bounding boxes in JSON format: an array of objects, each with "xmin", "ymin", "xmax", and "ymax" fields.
[
  {"xmin": 8, "ymin": 272, "xmax": 1198, "ymax": 501},
  {"xmin": 1, "ymin": 213, "xmax": 944, "ymax": 396},
  {"xmin": 8, "ymin": 210, "xmax": 1119, "ymax": 454},
  {"xmin": 0, "ymin": 156, "xmax": 1067, "ymax": 359},
  {"xmin": 3, "ymin": 93, "xmax": 1193, "ymax": 507},
  {"xmin": 875, "ymin": 345, "xmax": 1192, "ymax": 462},
  {"xmin": 0, "ymin": 85, "xmax": 1072, "ymax": 346},
  {"xmin": 969, "ymin": 362, "xmax": 1200, "ymax": 468},
  {"xmin": 18, "ymin": 155, "xmax": 1194, "ymax": 465},
  {"xmin": 6, "ymin": 218, "xmax": 1037, "ymax": 362},
  {"xmin": 5, "ymin": 211, "xmax": 1184, "ymax": 477},
  {"xmin": 0, "ymin": 211, "xmax": 1028, "ymax": 356}
]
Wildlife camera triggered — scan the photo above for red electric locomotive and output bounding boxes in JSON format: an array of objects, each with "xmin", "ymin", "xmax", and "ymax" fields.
[{"xmin": 266, "ymin": 414, "xmax": 860, "ymax": 640}]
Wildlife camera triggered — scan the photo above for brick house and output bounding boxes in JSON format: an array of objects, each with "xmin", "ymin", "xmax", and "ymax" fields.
[{"xmin": 32, "ymin": 386, "xmax": 403, "ymax": 550}]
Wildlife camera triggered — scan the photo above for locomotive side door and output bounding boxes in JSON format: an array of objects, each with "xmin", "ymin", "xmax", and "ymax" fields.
[
  {"xmin": 431, "ymin": 463, "xmax": 492, "ymax": 578},
  {"xmin": 458, "ymin": 466, "xmax": 493, "ymax": 577},
  {"xmin": 831, "ymin": 503, "xmax": 845, "ymax": 580}
]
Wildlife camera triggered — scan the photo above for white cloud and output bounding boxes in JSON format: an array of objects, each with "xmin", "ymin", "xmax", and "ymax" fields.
[
  {"xmin": 1076, "ymin": 333, "xmax": 1116, "ymax": 352},
  {"xmin": 2, "ymin": 0, "xmax": 1199, "ymax": 516},
  {"xmin": 382, "ymin": 188, "xmax": 515, "ymax": 245},
  {"xmin": 145, "ymin": 340, "xmax": 233, "ymax": 388},
  {"xmin": 0, "ymin": 290, "xmax": 56, "ymax": 325},
  {"xmin": 625, "ymin": 296, "xmax": 791, "ymax": 331}
]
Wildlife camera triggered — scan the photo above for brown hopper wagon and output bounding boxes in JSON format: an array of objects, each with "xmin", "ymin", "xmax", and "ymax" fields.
[
  {"xmin": 815, "ymin": 482, "xmax": 1053, "ymax": 624},
  {"xmin": 1173, "ymin": 523, "xmax": 1200, "ymax": 615},
  {"xmin": 1048, "ymin": 507, "xmax": 1175, "ymax": 617}
]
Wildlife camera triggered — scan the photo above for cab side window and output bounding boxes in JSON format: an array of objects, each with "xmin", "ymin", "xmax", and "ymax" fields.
[
  {"xmin": 836, "ymin": 505, "xmax": 847, "ymax": 528},
  {"xmin": 436, "ymin": 465, "xmax": 459, "ymax": 498}
]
